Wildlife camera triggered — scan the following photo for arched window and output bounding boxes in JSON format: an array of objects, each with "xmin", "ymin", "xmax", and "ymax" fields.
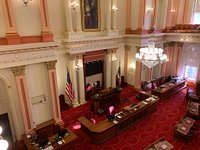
[
  {"xmin": 192, "ymin": 0, "xmax": 200, "ymax": 24},
  {"xmin": 183, "ymin": 45, "xmax": 200, "ymax": 82}
]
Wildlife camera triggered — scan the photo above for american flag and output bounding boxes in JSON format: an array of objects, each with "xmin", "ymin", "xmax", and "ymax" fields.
[{"xmin": 65, "ymin": 69, "xmax": 75, "ymax": 101}]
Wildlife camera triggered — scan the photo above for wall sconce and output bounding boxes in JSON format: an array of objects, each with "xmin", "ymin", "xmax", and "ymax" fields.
[
  {"xmin": 111, "ymin": 55, "xmax": 117, "ymax": 61},
  {"xmin": 0, "ymin": 126, "xmax": 9, "ymax": 150},
  {"xmin": 129, "ymin": 63, "xmax": 135, "ymax": 71},
  {"xmin": 112, "ymin": 6, "xmax": 118, "ymax": 13},
  {"xmin": 170, "ymin": 9, "xmax": 175, "ymax": 13},
  {"xmin": 75, "ymin": 64, "xmax": 83, "ymax": 70},
  {"xmin": 23, "ymin": 0, "xmax": 31, "ymax": 6},
  {"xmin": 71, "ymin": 1, "xmax": 79, "ymax": 10},
  {"xmin": 146, "ymin": 7, "xmax": 153, "ymax": 14},
  {"xmin": 181, "ymin": 38, "xmax": 189, "ymax": 42}
]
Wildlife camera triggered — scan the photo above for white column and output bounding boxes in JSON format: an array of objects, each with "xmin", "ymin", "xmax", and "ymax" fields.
[
  {"xmin": 111, "ymin": 0, "xmax": 118, "ymax": 31},
  {"xmin": 69, "ymin": 54, "xmax": 80, "ymax": 107},
  {"xmin": 64, "ymin": 0, "xmax": 75, "ymax": 38},
  {"xmin": 77, "ymin": 54, "xmax": 86, "ymax": 104},
  {"xmin": 111, "ymin": 49, "xmax": 118, "ymax": 87},
  {"xmin": 106, "ymin": 0, "xmax": 112, "ymax": 32},
  {"xmin": 75, "ymin": 0, "xmax": 82, "ymax": 33},
  {"xmin": 105, "ymin": 50, "xmax": 112, "ymax": 88}
]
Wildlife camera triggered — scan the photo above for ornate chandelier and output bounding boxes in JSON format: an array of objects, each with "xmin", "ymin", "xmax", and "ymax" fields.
[{"xmin": 135, "ymin": 42, "xmax": 168, "ymax": 68}]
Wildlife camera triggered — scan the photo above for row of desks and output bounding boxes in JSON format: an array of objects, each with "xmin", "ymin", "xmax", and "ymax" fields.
[
  {"xmin": 23, "ymin": 128, "xmax": 77, "ymax": 150},
  {"xmin": 78, "ymin": 96, "xmax": 159, "ymax": 144},
  {"xmin": 152, "ymin": 80, "xmax": 186, "ymax": 100}
]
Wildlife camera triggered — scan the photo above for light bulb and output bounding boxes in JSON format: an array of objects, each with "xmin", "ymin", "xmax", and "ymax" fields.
[
  {"xmin": 0, "ymin": 139, "xmax": 9, "ymax": 150},
  {"xmin": 0, "ymin": 126, "xmax": 2, "ymax": 135}
]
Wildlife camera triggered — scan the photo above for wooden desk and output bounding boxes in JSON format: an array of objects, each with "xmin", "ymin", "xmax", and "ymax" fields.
[
  {"xmin": 144, "ymin": 137, "xmax": 174, "ymax": 150},
  {"xmin": 188, "ymin": 90, "xmax": 200, "ymax": 103},
  {"xmin": 23, "ymin": 128, "xmax": 77, "ymax": 150},
  {"xmin": 187, "ymin": 102, "xmax": 200, "ymax": 118},
  {"xmin": 91, "ymin": 87, "xmax": 122, "ymax": 113},
  {"xmin": 78, "ymin": 96, "xmax": 159, "ymax": 144},
  {"xmin": 174, "ymin": 117, "xmax": 195, "ymax": 141},
  {"xmin": 152, "ymin": 80, "xmax": 186, "ymax": 100}
]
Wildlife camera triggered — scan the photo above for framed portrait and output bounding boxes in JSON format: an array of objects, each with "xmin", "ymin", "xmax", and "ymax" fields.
[{"xmin": 81, "ymin": 0, "xmax": 101, "ymax": 31}]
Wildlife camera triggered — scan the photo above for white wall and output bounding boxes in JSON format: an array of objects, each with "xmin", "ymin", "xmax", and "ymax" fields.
[
  {"xmin": 0, "ymin": 4, "xmax": 5, "ymax": 37},
  {"xmin": 56, "ymin": 53, "xmax": 69, "ymax": 96},
  {"xmin": 117, "ymin": 0, "xmax": 127, "ymax": 34},
  {"xmin": 11, "ymin": 0, "xmax": 41, "ymax": 36},
  {"xmin": 131, "ymin": 0, "xmax": 140, "ymax": 30},
  {"xmin": 25, "ymin": 63, "xmax": 52, "ymax": 125},
  {"xmin": 144, "ymin": 0, "xmax": 153, "ymax": 30},
  {"xmin": 47, "ymin": 0, "xmax": 66, "ymax": 39}
]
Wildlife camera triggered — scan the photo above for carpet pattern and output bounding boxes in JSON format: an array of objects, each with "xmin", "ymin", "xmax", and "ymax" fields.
[{"xmin": 61, "ymin": 86, "xmax": 200, "ymax": 150}]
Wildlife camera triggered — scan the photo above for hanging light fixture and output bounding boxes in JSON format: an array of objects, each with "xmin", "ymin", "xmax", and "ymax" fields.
[
  {"xmin": 23, "ymin": 0, "xmax": 31, "ymax": 6},
  {"xmin": 135, "ymin": 42, "xmax": 168, "ymax": 68},
  {"xmin": 0, "ymin": 126, "xmax": 9, "ymax": 150}
]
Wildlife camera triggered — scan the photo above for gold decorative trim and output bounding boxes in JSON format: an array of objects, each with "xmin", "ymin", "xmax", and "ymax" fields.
[
  {"xmin": 46, "ymin": 60, "xmax": 57, "ymax": 70},
  {"xmin": 125, "ymin": 45, "xmax": 131, "ymax": 51},
  {"xmin": 12, "ymin": 65, "xmax": 25, "ymax": 76}
]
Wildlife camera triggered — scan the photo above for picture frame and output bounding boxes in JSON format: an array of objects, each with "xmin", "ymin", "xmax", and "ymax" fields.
[{"xmin": 81, "ymin": 0, "xmax": 101, "ymax": 31}]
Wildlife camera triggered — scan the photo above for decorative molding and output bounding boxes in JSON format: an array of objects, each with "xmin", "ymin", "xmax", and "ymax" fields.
[
  {"xmin": 0, "ymin": 42, "xmax": 59, "ymax": 69},
  {"xmin": 61, "ymin": 36, "xmax": 122, "ymax": 54},
  {"xmin": 68, "ymin": 54, "xmax": 77, "ymax": 61},
  {"xmin": 125, "ymin": 45, "xmax": 131, "ymax": 51},
  {"xmin": 46, "ymin": 60, "xmax": 57, "ymax": 70},
  {"xmin": 12, "ymin": 65, "xmax": 25, "ymax": 76},
  {"xmin": 106, "ymin": 49, "xmax": 112, "ymax": 54}
]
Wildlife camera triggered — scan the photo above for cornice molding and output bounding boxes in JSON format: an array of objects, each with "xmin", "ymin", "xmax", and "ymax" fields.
[
  {"xmin": 61, "ymin": 36, "xmax": 123, "ymax": 54},
  {"xmin": 0, "ymin": 42, "xmax": 59, "ymax": 69},
  {"xmin": 124, "ymin": 33, "xmax": 200, "ymax": 46}
]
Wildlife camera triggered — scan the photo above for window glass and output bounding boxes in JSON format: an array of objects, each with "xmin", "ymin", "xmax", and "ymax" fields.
[
  {"xmin": 193, "ymin": 12, "xmax": 200, "ymax": 24},
  {"xmin": 185, "ymin": 65, "xmax": 198, "ymax": 81}
]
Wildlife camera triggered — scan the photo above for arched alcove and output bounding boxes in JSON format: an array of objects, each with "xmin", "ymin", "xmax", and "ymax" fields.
[{"xmin": 0, "ymin": 74, "xmax": 19, "ymax": 142}]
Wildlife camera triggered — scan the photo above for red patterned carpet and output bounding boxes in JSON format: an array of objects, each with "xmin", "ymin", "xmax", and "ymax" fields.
[{"xmin": 61, "ymin": 86, "xmax": 200, "ymax": 150}]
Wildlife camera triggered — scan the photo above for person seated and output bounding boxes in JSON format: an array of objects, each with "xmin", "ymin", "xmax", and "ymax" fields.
[{"xmin": 107, "ymin": 106, "xmax": 116, "ymax": 121}]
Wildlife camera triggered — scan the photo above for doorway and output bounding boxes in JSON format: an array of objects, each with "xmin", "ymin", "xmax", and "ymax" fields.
[{"xmin": 0, "ymin": 113, "xmax": 13, "ymax": 144}]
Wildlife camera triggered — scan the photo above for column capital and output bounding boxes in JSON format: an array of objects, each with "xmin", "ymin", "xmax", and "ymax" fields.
[
  {"xmin": 46, "ymin": 60, "xmax": 57, "ymax": 70},
  {"xmin": 77, "ymin": 53, "xmax": 84, "ymax": 59},
  {"xmin": 177, "ymin": 42, "xmax": 184, "ymax": 48},
  {"xmin": 68, "ymin": 54, "xmax": 77, "ymax": 61},
  {"xmin": 125, "ymin": 45, "xmax": 131, "ymax": 51},
  {"xmin": 12, "ymin": 65, "xmax": 25, "ymax": 76},
  {"xmin": 106, "ymin": 49, "xmax": 113, "ymax": 54}
]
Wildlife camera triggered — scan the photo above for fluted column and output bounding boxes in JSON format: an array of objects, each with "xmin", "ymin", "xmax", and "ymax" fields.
[
  {"xmin": 77, "ymin": 54, "xmax": 86, "ymax": 104},
  {"xmin": 12, "ymin": 66, "xmax": 33, "ymax": 134},
  {"xmin": 69, "ymin": 54, "xmax": 80, "ymax": 107},
  {"xmin": 2, "ymin": 0, "xmax": 21, "ymax": 44},
  {"xmin": 46, "ymin": 61, "xmax": 64, "ymax": 127},
  {"xmin": 38, "ymin": 0, "xmax": 53, "ymax": 42},
  {"xmin": 65, "ymin": 0, "xmax": 74, "ymax": 35},
  {"xmin": 124, "ymin": 45, "xmax": 131, "ymax": 82},
  {"xmin": 105, "ymin": 50, "xmax": 112, "ymax": 88}
]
